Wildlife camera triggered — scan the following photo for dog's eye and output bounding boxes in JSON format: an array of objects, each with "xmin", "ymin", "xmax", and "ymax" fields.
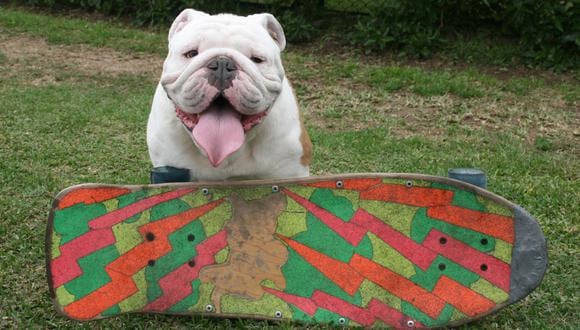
[
  {"xmin": 184, "ymin": 49, "xmax": 198, "ymax": 58},
  {"xmin": 250, "ymin": 56, "xmax": 264, "ymax": 64}
]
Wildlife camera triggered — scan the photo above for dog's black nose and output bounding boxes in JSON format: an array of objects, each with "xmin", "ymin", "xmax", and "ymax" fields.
[{"xmin": 207, "ymin": 56, "xmax": 237, "ymax": 91}]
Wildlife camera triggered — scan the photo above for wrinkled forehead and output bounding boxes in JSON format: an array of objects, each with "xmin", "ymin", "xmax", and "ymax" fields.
[{"xmin": 171, "ymin": 14, "xmax": 274, "ymax": 52}]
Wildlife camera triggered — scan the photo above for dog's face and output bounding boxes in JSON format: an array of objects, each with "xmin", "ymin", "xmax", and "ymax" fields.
[{"xmin": 160, "ymin": 9, "xmax": 287, "ymax": 167}]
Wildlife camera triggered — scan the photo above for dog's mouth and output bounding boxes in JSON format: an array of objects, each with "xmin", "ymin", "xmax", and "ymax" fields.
[{"xmin": 175, "ymin": 95, "xmax": 268, "ymax": 167}]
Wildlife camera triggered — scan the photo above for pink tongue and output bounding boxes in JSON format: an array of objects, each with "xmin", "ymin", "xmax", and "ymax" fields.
[{"xmin": 192, "ymin": 104, "xmax": 245, "ymax": 167}]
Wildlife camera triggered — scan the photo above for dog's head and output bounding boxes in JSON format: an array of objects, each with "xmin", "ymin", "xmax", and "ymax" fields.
[{"xmin": 160, "ymin": 9, "xmax": 287, "ymax": 167}]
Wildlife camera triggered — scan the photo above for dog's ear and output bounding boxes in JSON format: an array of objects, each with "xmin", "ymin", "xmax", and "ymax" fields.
[
  {"xmin": 248, "ymin": 13, "xmax": 286, "ymax": 52},
  {"xmin": 168, "ymin": 9, "xmax": 209, "ymax": 43}
]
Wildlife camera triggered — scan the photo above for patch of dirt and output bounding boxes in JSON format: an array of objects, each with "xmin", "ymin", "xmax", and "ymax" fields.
[
  {"xmin": 295, "ymin": 73, "xmax": 578, "ymax": 149},
  {"xmin": 0, "ymin": 34, "xmax": 162, "ymax": 85}
]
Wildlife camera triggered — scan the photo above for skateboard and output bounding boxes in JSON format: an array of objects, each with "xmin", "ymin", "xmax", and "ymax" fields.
[{"xmin": 46, "ymin": 174, "xmax": 547, "ymax": 328}]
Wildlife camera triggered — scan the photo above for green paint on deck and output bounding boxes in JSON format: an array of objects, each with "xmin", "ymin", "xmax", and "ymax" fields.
[
  {"xmin": 367, "ymin": 232, "xmax": 415, "ymax": 278},
  {"xmin": 432, "ymin": 183, "xmax": 485, "ymax": 212},
  {"xmin": 293, "ymin": 188, "xmax": 373, "ymax": 262},
  {"xmin": 313, "ymin": 308, "xmax": 344, "ymax": 325},
  {"xmin": 119, "ymin": 268, "xmax": 148, "ymax": 312},
  {"xmin": 410, "ymin": 255, "xmax": 479, "ymax": 291},
  {"xmin": 221, "ymin": 293, "xmax": 292, "ymax": 318},
  {"xmin": 53, "ymin": 202, "xmax": 107, "ymax": 244},
  {"xmin": 51, "ymin": 231, "xmax": 61, "ymax": 259},
  {"xmin": 492, "ymin": 239, "xmax": 513, "ymax": 263},
  {"xmin": 294, "ymin": 213, "xmax": 369, "ymax": 262},
  {"xmin": 146, "ymin": 220, "xmax": 206, "ymax": 302},
  {"xmin": 289, "ymin": 305, "xmax": 313, "ymax": 322},
  {"xmin": 101, "ymin": 304, "xmax": 120, "ymax": 317},
  {"xmin": 64, "ymin": 245, "xmax": 119, "ymax": 299},
  {"xmin": 102, "ymin": 198, "xmax": 119, "ymax": 213},
  {"xmin": 450, "ymin": 308, "xmax": 466, "ymax": 322},
  {"xmin": 477, "ymin": 196, "xmax": 514, "ymax": 217},
  {"xmin": 149, "ymin": 197, "xmax": 192, "ymax": 222},
  {"xmin": 361, "ymin": 200, "xmax": 418, "ymax": 236},
  {"xmin": 212, "ymin": 187, "xmax": 271, "ymax": 201},
  {"xmin": 259, "ymin": 279, "xmax": 278, "ymax": 289},
  {"xmin": 55, "ymin": 285, "xmax": 75, "ymax": 306},
  {"xmin": 284, "ymin": 185, "xmax": 316, "ymax": 200},
  {"xmin": 198, "ymin": 203, "xmax": 231, "ymax": 237},
  {"xmin": 411, "ymin": 208, "xmax": 496, "ymax": 252},
  {"xmin": 214, "ymin": 246, "xmax": 230, "ymax": 264},
  {"xmin": 281, "ymin": 249, "xmax": 363, "ymax": 304},
  {"xmin": 276, "ymin": 207, "xmax": 308, "ymax": 237},
  {"xmin": 332, "ymin": 189, "xmax": 360, "ymax": 209},
  {"xmin": 189, "ymin": 282, "xmax": 215, "ymax": 312},
  {"xmin": 112, "ymin": 210, "xmax": 150, "ymax": 255},
  {"xmin": 402, "ymin": 302, "xmax": 455, "ymax": 327},
  {"xmin": 275, "ymin": 187, "xmax": 315, "ymax": 237},
  {"xmin": 311, "ymin": 189, "xmax": 355, "ymax": 221},
  {"xmin": 181, "ymin": 190, "xmax": 212, "ymax": 208},
  {"xmin": 359, "ymin": 279, "xmax": 401, "ymax": 310},
  {"xmin": 470, "ymin": 278, "xmax": 509, "ymax": 303}
]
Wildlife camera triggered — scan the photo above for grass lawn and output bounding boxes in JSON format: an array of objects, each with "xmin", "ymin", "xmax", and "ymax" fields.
[{"xmin": 0, "ymin": 6, "xmax": 578, "ymax": 329}]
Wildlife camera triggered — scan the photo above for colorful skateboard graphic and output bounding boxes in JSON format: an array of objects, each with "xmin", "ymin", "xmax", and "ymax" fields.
[{"xmin": 46, "ymin": 174, "xmax": 547, "ymax": 328}]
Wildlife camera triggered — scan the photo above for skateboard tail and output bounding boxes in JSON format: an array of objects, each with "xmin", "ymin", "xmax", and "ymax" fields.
[{"xmin": 509, "ymin": 206, "xmax": 548, "ymax": 303}]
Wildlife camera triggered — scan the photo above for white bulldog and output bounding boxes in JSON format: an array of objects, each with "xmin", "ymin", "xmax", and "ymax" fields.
[{"xmin": 147, "ymin": 9, "xmax": 312, "ymax": 182}]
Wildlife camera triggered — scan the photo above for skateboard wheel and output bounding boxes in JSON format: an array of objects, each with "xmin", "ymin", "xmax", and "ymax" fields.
[
  {"xmin": 406, "ymin": 319, "xmax": 415, "ymax": 327},
  {"xmin": 205, "ymin": 304, "xmax": 214, "ymax": 312},
  {"xmin": 338, "ymin": 317, "xmax": 346, "ymax": 325},
  {"xmin": 274, "ymin": 310, "xmax": 282, "ymax": 318},
  {"xmin": 271, "ymin": 185, "xmax": 280, "ymax": 193},
  {"xmin": 336, "ymin": 180, "xmax": 344, "ymax": 188},
  {"xmin": 201, "ymin": 188, "xmax": 210, "ymax": 195}
]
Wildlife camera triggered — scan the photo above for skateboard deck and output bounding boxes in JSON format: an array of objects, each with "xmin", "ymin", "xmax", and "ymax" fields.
[{"xmin": 46, "ymin": 174, "xmax": 547, "ymax": 328}]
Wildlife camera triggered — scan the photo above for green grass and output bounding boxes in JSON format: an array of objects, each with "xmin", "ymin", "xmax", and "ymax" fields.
[{"xmin": 0, "ymin": 7, "xmax": 578, "ymax": 329}]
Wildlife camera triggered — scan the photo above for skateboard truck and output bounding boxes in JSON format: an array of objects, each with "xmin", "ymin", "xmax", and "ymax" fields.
[
  {"xmin": 448, "ymin": 168, "xmax": 487, "ymax": 189},
  {"xmin": 150, "ymin": 166, "xmax": 190, "ymax": 183}
]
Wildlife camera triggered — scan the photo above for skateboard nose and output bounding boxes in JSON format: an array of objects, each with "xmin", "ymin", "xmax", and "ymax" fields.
[{"xmin": 207, "ymin": 56, "xmax": 237, "ymax": 91}]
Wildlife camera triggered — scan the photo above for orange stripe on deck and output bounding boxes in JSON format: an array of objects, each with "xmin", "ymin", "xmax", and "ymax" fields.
[
  {"xmin": 58, "ymin": 187, "xmax": 132, "ymax": 209},
  {"xmin": 360, "ymin": 184, "xmax": 454, "ymax": 207},
  {"xmin": 349, "ymin": 254, "xmax": 446, "ymax": 319},
  {"xmin": 277, "ymin": 235, "xmax": 364, "ymax": 295},
  {"xmin": 432, "ymin": 276, "xmax": 496, "ymax": 317},
  {"xmin": 427, "ymin": 206, "xmax": 514, "ymax": 243},
  {"xmin": 305, "ymin": 178, "xmax": 382, "ymax": 191}
]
